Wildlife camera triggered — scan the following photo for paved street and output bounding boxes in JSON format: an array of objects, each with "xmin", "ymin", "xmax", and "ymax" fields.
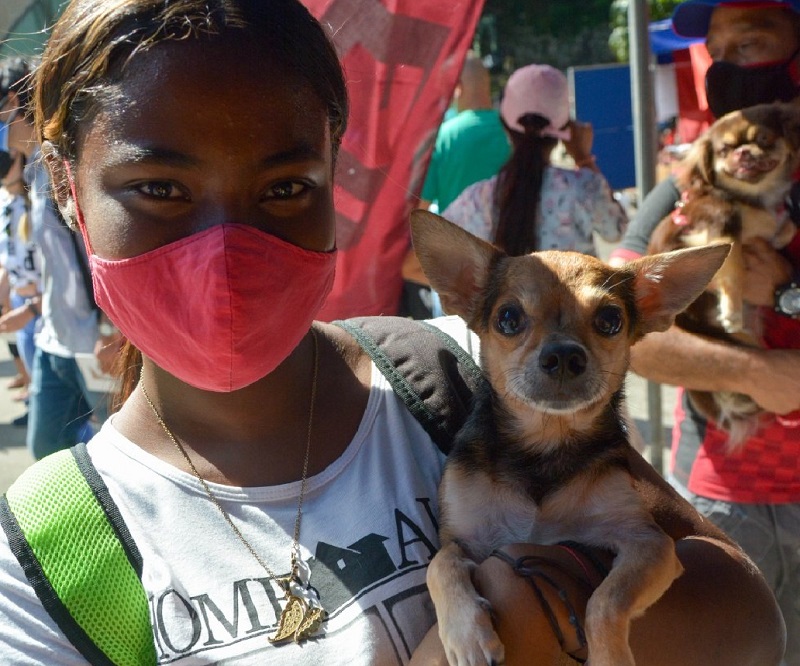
[{"xmin": 0, "ymin": 341, "xmax": 35, "ymax": 494}]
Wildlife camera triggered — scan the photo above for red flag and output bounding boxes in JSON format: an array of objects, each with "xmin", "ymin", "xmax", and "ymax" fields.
[
  {"xmin": 305, "ymin": 0, "xmax": 486, "ymax": 320},
  {"xmin": 674, "ymin": 43, "xmax": 713, "ymax": 144}
]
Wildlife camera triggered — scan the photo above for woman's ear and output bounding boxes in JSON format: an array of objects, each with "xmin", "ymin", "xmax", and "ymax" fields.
[{"xmin": 41, "ymin": 141, "xmax": 79, "ymax": 230}]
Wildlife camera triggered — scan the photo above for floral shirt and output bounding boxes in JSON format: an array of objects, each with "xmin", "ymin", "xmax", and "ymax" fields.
[{"xmin": 442, "ymin": 166, "xmax": 627, "ymax": 255}]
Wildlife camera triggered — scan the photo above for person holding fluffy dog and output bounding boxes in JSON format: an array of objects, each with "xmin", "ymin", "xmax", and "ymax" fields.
[{"xmin": 609, "ymin": 1, "xmax": 800, "ymax": 663}]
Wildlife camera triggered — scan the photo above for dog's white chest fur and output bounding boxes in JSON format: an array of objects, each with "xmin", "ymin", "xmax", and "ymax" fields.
[
  {"xmin": 444, "ymin": 473, "xmax": 540, "ymax": 559},
  {"xmin": 442, "ymin": 468, "xmax": 654, "ymax": 563}
]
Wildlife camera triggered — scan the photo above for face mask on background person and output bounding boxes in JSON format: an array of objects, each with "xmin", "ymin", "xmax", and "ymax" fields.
[{"xmin": 705, "ymin": 48, "xmax": 800, "ymax": 118}]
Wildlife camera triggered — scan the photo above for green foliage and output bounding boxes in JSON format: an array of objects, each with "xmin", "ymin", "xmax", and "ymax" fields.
[
  {"xmin": 480, "ymin": 0, "xmax": 619, "ymax": 73},
  {"xmin": 608, "ymin": 0, "xmax": 683, "ymax": 62}
]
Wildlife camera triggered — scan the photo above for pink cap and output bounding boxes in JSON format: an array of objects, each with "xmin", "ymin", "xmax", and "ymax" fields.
[{"xmin": 500, "ymin": 64, "xmax": 571, "ymax": 140}]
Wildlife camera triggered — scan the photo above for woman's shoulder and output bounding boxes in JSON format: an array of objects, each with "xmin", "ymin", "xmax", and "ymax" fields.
[
  {"xmin": 445, "ymin": 176, "xmax": 497, "ymax": 212},
  {"xmin": 326, "ymin": 316, "xmax": 479, "ymax": 363}
]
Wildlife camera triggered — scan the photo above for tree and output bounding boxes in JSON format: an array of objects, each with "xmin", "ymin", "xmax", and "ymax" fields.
[
  {"xmin": 479, "ymin": 0, "xmax": 619, "ymax": 73},
  {"xmin": 608, "ymin": 0, "xmax": 682, "ymax": 62}
]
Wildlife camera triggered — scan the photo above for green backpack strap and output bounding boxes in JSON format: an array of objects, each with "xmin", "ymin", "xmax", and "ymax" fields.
[
  {"xmin": 0, "ymin": 316, "xmax": 481, "ymax": 665},
  {"xmin": 333, "ymin": 316, "xmax": 486, "ymax": 453},
  {"xmin": 0, "ymin": 442, "xmax": 156, "ymax": 666}
]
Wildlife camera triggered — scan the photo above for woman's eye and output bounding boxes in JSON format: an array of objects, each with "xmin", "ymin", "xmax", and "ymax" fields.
[
  {"xmin": 594, "ymin": 305, "xmax": 623, "ymax": 337},
  {"xmin": 496, "ymin": 305, "xmax": 526, "ymax": 336},
  {"xmin": 135, "ymin": 181, "xmax": 184, "ymax": 200},
  {"xmin": 265, "ymin": 181, "xmax": 308, "ymax": 200}
]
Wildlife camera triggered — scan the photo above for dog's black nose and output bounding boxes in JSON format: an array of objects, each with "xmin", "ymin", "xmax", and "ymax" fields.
[{"xmin": 539, "ymin": 342, "xmax": 587, "ymax": 378}]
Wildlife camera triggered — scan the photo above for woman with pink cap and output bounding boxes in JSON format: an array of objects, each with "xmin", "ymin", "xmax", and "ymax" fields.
[{"xmin": 440, "ymin": 64, "xmax": 627, "ymax": 257}]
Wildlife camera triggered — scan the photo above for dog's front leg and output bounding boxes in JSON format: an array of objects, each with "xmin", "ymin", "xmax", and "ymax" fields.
[
  {"xmin": 584, "ymin": 526, "xmax": 683, "ymax": 666},
  {"xmin": 428, "ymin": 540, "xmax": 505, "ymax": 666},
  {"xmin": 715, "ymin": 239, "xmax": 744, "ymax": 333}
]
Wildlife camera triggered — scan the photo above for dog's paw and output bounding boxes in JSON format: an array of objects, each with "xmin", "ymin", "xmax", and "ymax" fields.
[
  {"xmin": 584, "ymin": 647, "xmax": 635, "ymax": 666},
  {"xmin": 585, "ymin": 630, "xmax": 636, "ymax": 666},
  {"xmin": 439, "ymin": 596, "xmax": 505, "ymax": 666}
]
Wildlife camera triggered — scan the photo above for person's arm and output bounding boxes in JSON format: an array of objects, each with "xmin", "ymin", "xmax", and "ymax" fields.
[
  {"xmin": 0, "ymin": 267, "xmax": 10, "ymax": 312},
  {"xmin": 631, "ymin": 324, "xmax": 800, "ymax": 415},
  {"xmin": 0, "ymin": 293, "xmax": 39, "ymax": 334},
  {"xmin": 562, "ymin": 120, "xmax": 597, "ymax": 172},
  {"xmin": 608, "ymin": 178, "xmax": 681, "ymax": 265},
  {"xmin": 743, "ymin": 236, "xmax": 793, "ymax": 306},
  {"xmin": 411, "ymin": 538, "xmax": 783, "ymax": 666},
  {"xmin": 410, "ymin": 451, "xmax": 786, "ymax": 666}
]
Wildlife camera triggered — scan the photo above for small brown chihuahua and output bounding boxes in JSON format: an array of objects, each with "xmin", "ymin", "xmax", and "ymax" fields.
[
  {"xmin": 650, "ymin": 102, "xmax": 800, "ymax": 335},
  {"xmin": 648, "ymin": 102, "xmax": 800, "ymax": 446},
  {"xmin": 410, "ymin": 210, "xmax": 730, "ymax": 666}
]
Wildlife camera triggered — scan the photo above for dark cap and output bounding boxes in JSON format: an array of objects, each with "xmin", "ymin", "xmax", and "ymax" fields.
[{"xmin": 672, "ymin": 0, "xmax": 800, "ymax": 38}]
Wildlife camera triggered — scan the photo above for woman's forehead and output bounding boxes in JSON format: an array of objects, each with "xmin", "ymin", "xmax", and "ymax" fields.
[{"xmin": 78, "ymin": 38, "xmax": 329, "ymax": 159}]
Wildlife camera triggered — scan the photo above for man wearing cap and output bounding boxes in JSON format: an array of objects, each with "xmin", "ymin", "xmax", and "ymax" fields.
[{"xmin": 610, "ymin": 3, "xmax": 800, "ymax": 663}]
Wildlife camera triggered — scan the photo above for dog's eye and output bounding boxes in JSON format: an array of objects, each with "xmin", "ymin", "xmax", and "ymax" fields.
[
  {"xmin": 496, "ymin": 305, "xmax": 526, "ymax": 336},
  {"xmin": 594, "ymin": 306, "xmax": 623, "ymax": 337}
]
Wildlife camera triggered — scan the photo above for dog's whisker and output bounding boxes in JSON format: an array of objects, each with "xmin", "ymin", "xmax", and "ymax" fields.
[{"xmin": 601, "ymin": 270, "xmax": 636, "ymax": 291}]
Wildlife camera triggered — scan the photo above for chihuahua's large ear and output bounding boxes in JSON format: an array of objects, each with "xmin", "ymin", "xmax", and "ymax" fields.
[
  {"xmin": 780, "ymin": 103, "xmax": 800, "ymax": 152},
  {"xmin": 410, "ymin": 210, "xmax": 501, "ymax": 321},
  {"xmin": 627, "ymin": 243, "xmax": 730, "ymax": 336},
  {"xmin": 41, "ymin": 141, "xmax": 79, "ymax": 231},
  {"xmin": 678, "ymin": 131, "xmax": 714, "ymax": 188}
]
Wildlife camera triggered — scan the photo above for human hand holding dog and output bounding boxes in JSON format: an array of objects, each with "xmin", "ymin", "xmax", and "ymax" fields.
[
  {"xmin": 743, "ymin": 238, "xmax": 793, "ymax": 306},
  {"xmin": 739, "ymin": 348, "xmax": 800, "ymax": 415}
]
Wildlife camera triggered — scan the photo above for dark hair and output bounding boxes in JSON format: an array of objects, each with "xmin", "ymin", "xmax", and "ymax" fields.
[
  {"xmin": 33, "ymin": 0, "xmax": 348, "ymax": 161},
  {"xmin": 32, "ymin": 0, "xmax": 350, "ymax": 406},
  {"xmin": 493, "ymin": 113, "xmax": 557, "ymax": 256}
]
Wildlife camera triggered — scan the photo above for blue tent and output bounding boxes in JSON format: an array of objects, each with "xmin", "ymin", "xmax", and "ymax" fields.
[{"xmin": 648, "ymin": 19, "xmax": 703, "ymax": 60}]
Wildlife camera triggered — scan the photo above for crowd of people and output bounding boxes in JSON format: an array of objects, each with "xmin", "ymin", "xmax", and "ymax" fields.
[
  {"xmin": 0, "ymin": 56, "xmax": 117, "ymax": 461},
  {"xmin": 0, "ymin": 0, "xmax": 797, "ymax": 664}
]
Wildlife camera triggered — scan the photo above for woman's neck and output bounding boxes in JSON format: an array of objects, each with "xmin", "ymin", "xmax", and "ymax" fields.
[{"xmin": 113, "ymin": 324, "xmax": 372, "ymax": 486}]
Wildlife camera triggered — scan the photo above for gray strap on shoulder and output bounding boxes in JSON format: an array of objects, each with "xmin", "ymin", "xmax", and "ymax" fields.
[{"xmin": 333, "ymin": 316, "xmax": 485, "ymax": 453}]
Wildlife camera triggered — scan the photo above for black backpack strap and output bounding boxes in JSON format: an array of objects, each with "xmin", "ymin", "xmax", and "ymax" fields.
[
  {"xmin": 1, "ymin": 443, "xmax": 155, "ymax": 665},
  {"xmin": 333, "ymin": 316, "xmax": 486, "ymax": 454}
]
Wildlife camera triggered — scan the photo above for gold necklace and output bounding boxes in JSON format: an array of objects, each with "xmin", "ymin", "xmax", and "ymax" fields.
[{"xmin": 139, "ymin": 327, "xmax": 325, "ymax": 645}]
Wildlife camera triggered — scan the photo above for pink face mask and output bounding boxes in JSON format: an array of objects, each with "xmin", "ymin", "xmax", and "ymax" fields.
[{"xmin": 67, "ymin": 170, "xmax": 336, "ymax": 392}]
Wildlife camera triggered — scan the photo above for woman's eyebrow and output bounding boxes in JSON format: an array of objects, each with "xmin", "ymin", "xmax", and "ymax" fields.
[
  {"xmin": 258, "ymin": 144, "xmax": 327, "ymax": 170},
  {"xmin": 104, "ymin": 142, "xmax": 325, "ymax": 169},
  {"xmin": 104, "ymin": 143, "xmax": 200, "ymax": 168}
]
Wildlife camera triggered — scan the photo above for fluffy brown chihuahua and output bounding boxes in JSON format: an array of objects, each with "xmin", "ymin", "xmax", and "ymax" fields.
[
  {"xmin": 648, "ymin": 102, "xmax": 800, "ymax": 445},
  {"xmin": 411, "ymin": 210, "xmax": 729, "ymax": 666}
]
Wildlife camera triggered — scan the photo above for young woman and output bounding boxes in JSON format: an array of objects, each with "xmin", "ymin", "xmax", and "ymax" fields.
[
  {"xmin": 442, "ymin": 64, "xmax": 626, "ymax": 257},
  {"xmin": 0, "ymin": 1, "xmax": 786, "ymax": 664}
]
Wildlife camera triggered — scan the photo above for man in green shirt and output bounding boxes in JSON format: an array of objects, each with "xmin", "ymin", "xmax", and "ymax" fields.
[
  {"xmin": 401, "ymin": 52, "xmax": 510, "ymax": 317},
  {"xmin": 419, "ymin": 52, "xmax": 511, "ymax": 212}
]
